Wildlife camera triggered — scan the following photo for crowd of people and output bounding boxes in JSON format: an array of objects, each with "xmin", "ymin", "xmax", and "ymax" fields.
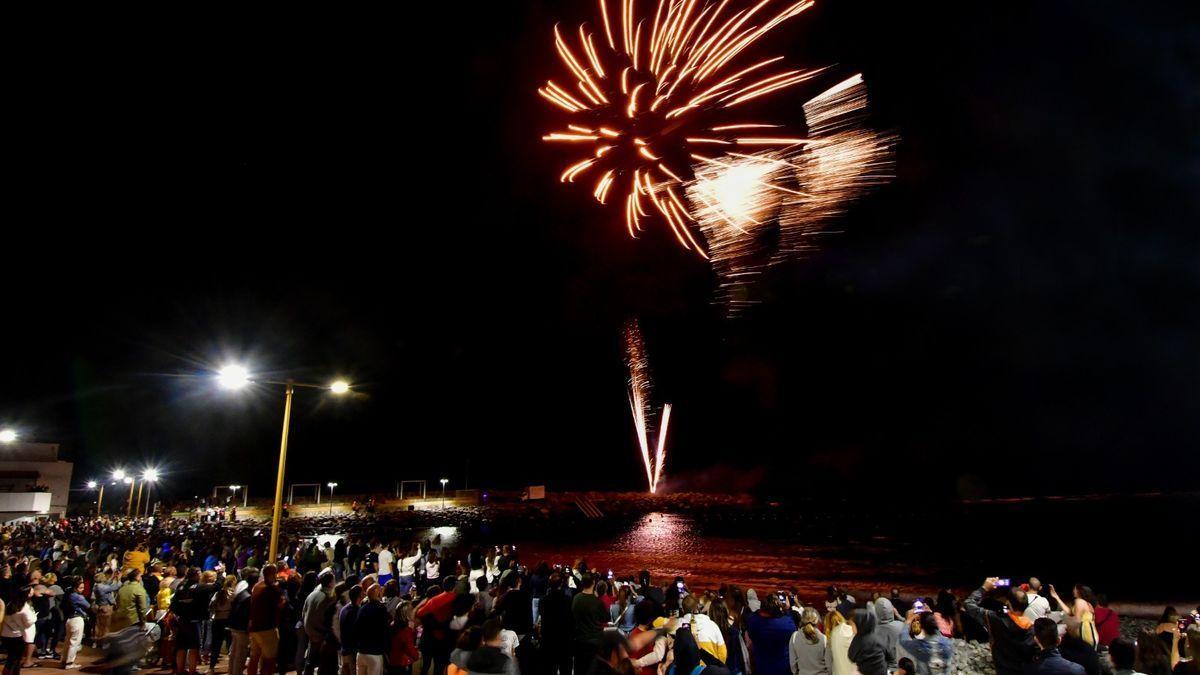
[{"xmin": 0, "ymin": 516, "xmax": 1194, "ymax": 675}]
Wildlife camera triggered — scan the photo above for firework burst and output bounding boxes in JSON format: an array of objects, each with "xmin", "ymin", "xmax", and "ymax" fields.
[
  {"xmin": 624, "ymin": 319, "xmax": 671, "ymax": 493},
  {"xmin": 686, "ymin": 74, "xmax": 895, "ymax": 311},
  {"xmin": 540, "ymin": 0, "xmax": 825, "ymax": 257}
]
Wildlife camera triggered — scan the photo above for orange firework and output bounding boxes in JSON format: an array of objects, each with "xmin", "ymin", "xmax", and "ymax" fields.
[{"xmin": 540, "ymin": 0, "xmax": 822, "ymax": 258}]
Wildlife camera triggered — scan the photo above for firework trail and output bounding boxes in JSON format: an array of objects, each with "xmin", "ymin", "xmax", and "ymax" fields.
[{"xmin": 624, "ymin": 319, "xmax": 672, "ymax": 493}]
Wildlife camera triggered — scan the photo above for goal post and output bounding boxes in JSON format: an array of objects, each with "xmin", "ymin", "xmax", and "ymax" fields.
[
  {"xmin": 288, "ymin": 483, "xmax": 322, "ymax": 504},
  {"xmin": 396, "ymin": 480, "xmax": 427, "ymax": 500}
]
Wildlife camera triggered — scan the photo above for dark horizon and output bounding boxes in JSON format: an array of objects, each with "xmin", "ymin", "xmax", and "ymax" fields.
[{"xmin": 2, "ymin": 2, "xmax": 1197, "ymax": 502}]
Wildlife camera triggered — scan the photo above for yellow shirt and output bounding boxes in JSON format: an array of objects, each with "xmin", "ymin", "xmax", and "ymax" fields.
[{"xmin": 122, "ymin": 549, "xmax": 150, "ymax": 574}]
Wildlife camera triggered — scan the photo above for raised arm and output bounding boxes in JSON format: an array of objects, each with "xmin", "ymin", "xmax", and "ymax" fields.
[{"xmin": 1045, "ymin": 585, "xmax": 1071, "ymax": 617}]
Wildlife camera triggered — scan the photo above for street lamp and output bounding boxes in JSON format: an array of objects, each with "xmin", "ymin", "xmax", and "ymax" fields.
[
  {"xmin": 123, "ymin": 476, "xmax": 135, "ymax": 517},
  {"xmin": 139, "ymin": 468, "xmax": 159, "ymax": 517},
  {"xmin": 0, "ymin": 429, "xmax": 17, "ymax": 443},
  {"xmin": 215, "ymin": 364, "xmax": 351, "ymax": 562},
  {"xmin": 87, "ymin": 480, "xmax": 104, "ymax": 517},
  {"xmin": 327, "ymin": 482, "xmax": 338, "ymax": 515},
  {"xmin": 229, "ymin": 484, "xmax": 247, "ymax": 508},
  {"xmin": 440, "ymin": 478, "xmax": 449, "ymax": 509}
]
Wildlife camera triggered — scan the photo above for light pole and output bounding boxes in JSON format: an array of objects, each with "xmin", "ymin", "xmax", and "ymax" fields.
[
  {"xmin": 327, "ymin": 482, "xmax": 338, "ymax": 515},
  {"xmin": 440, "ymin": 478, "xmax": 449, "ymax": 509},
  {"xmin": 87, "ymin": 481, "xmax": 104, "ymax": 517},
  {"xmin": 216, "ymin": 365, "xmax": 351, "ymax": 563},
  {"xmin": 123, "ymin": 476, "xmax": 135, "ymax": 517},
  {"xmin": 140, "ymin": 468, "xmax": 159, "ymax": 517},
  {"xmin": 109, "ymin": 468, "xmax": 126, "ymax": 514}
]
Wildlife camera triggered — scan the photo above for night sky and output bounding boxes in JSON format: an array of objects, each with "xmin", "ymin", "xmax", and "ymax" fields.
[{"xmin": 3, "ymin": 1, "xmax": 1197, "ymax": 502}]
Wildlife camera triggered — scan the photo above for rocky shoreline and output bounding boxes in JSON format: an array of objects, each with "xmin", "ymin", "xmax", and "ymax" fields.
[{"xmin": 946, "ymin": 618, "xmax": 1155, "ymax": 675}]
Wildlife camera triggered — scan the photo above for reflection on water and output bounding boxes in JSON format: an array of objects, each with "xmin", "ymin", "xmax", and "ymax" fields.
[{"xmin": 508, "ymin": 512, "xmax": 941, "ymax": 599}]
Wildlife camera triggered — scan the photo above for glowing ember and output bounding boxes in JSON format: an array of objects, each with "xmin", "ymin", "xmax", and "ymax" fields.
[{"xmin": 624, "ymin": 319, "xmax": 672, "ymax": 493}]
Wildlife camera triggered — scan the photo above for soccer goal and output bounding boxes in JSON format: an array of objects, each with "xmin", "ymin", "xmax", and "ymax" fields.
[
  {"xmin": 288, "ymin": 483, "xmax": 323, "ymax": 504},
  {"xmin": 396, "ymin": 480, "xmax": 427, "ymax": 500}
]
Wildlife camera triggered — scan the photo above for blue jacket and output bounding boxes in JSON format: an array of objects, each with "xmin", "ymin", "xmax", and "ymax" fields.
[
  {"xmin": 745, "ymin": 612, "xmax": 794, "ymax": 675},
  {"xmin": 898, "ymin": 631, "xmax": 955, "ymax": 675}
]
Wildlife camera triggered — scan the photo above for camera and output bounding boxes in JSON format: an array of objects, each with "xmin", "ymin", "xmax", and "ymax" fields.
[{"xmin": 994, "ymin": 578, "xmax": 1011, "ymax": 588}]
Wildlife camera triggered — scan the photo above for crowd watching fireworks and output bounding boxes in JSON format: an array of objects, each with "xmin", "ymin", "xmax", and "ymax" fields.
[{"xmin": 0, "ymin": 516, "xmax": 1194, "ymax": 675}]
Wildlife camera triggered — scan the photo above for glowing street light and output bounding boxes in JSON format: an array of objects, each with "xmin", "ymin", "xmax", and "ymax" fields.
[
  {"xmin": 112, "ymin": 469, "xmax": 126, "ymax": 481},
  {"xmin": 88, "ymin": 480, "xmax": 104, "ymax": 517},
  {"xmin": 216, "ymin": 364, "xmax": 251, "ymax": 390},
  {"xmin": 0, "ymin": 429, "xmax": 17, "ymax": 443},
  {"xmin": 214, "ymin": 364, "xmax": 353, "ymax": 562},
  {"xmin": 327, "ymin": 482, "xmax": 338, "ymax": 515},
  {"xmin": 123, "ymin": 475, "xmax": 136, "ymax": 517},
  {"xmin": 440, "ymin": 478, "xmax": 449, "ymax": 508},
  {"xmin": 137, "ymin": 468, "xmax": 159, "ymax": 518}
]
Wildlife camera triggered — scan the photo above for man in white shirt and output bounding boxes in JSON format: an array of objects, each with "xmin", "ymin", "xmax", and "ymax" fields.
[
  {"xmin": 375, "ymin": 543, "xmax": 395, "ymax": 587},
  {"xmin": 1024, "ymin": 577, "xmax": 1051, "ymax": 621}
]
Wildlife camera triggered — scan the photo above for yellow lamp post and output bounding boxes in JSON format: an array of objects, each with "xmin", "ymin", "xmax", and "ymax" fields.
[{"xmin": 217, "ymin": 365, "xmax": 351, "ymax": 563}]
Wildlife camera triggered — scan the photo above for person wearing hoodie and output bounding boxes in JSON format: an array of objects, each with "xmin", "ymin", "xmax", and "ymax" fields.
[
  {"xmin": 746, "ymin": 592, "xmax": 795, "ymax": 675},
  {"xmin": 673, "ymin": 622, "xmax": 732, "ymax": 675},
  {"xmin": 872, "ymin": 597, "xmax": 905, "ymax": 669},
  {"xmin": 788, "ymin": 607, "xmax": 828, "ymax": 675},
  {"xmin": 847, "ymin": 609, "xmax": 888, "ymax": 675}
]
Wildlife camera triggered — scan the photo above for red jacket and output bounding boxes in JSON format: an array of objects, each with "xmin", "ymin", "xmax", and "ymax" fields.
[
  {"xmin": 1093, "ymin": 606, "xmax": 1120, "ymax": 647},
  {"xmin": 415, "ymin": 591, "xmax": 457, "ymax": 642},
  {"xmin": 389, "ymin": 626, "xmax": 419, "ymax": 667}
]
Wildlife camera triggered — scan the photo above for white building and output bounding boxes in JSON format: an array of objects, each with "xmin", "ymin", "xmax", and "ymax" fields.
[{"xmin": 0, "ymin": 442, "xmax": 74, "ymax": 522}]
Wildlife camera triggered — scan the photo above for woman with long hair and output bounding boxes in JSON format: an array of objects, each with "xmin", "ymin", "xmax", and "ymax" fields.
[
  {"xmin": 388, "ymin": 602, "xmax": 420, "ymax": 675},
  {"xmin": 208, "ymin": 574, "xmax": 238, "ymax": 674},
  {"xmin": 611, "ymin": 586, "xmax": 637, "ymax": 634},
  {"xmin": 933, "ymin": 590, "xmax": 961, "ymax": 638},
  {"xmin": 825, "ymin": 611, "xmax": 854, "ymax": 675},
  {"xmin": 1135, "ymin": 628, "xmax": 1177, "ymax": 675},
  {"xmin": 2, "ymin": 588, "xmax": 36, "ymax": 675},
  {"xmin": 708, "ymin": 599, "xmax": 747, "ymax": 675},
  {"xmin": 789, "ymin": 607, "xmax": 828, "ymax": 675},
  {"xmin": 1048, "ymin": 584, "xmax": 1099, "ymax": 649}
]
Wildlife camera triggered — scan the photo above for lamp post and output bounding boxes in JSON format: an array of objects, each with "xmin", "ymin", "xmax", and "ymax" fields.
[
  {"xmin": 87, "ymin": 480, "xmax": 104, "ymax": 517},
  {"xmin": 216, "ymin": 365, "xmax": 351, "ymax": 563},
  {"xmin": 123, "ymin": 476, "xmax": 135, "ymax": 517},
  {"xmin": 440, "ymin": 478, "xmax": 449, "ymax": 509},
  {"xmin": 327, "ymin": 482, "xmax": 338, "ymax": 515},
  {"xmin": 140, "ymin": 468, "xmax": 159, "ymax": 517},
  {"xmin": 108, "ymin": 469, "xmax": 126, "ymax": 517}
]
